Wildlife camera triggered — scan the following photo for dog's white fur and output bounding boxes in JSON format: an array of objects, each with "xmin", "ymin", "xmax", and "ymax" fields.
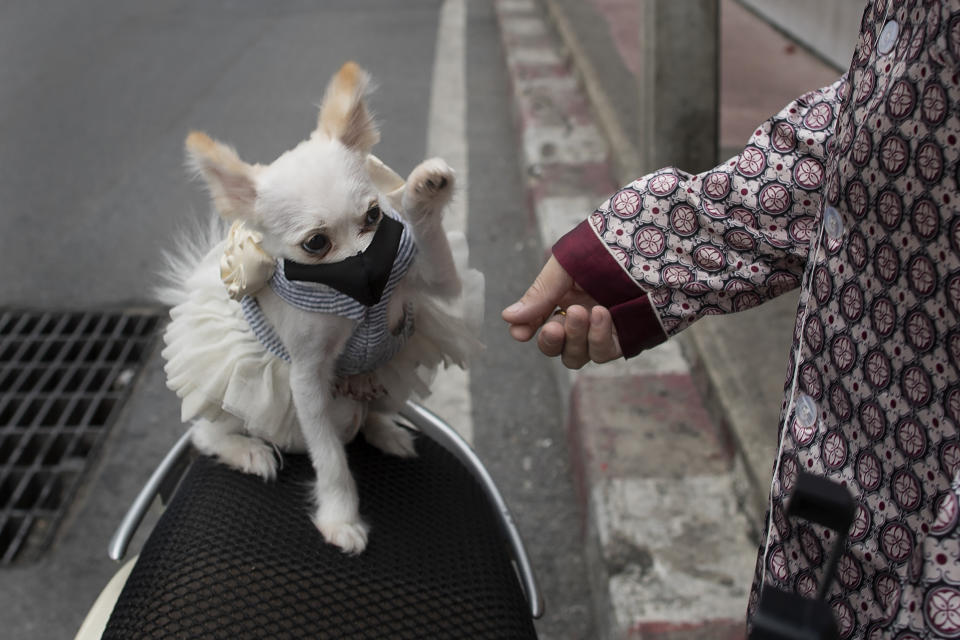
[{"xmin": 161, "ymin": 62, "xmax": 475, "ymax": 554}]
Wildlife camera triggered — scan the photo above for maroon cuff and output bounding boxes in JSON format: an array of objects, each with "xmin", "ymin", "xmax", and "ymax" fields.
[
  {"xmin": 610, "ymin": 296, "xmax": 667, "ymax": 358},
  {"xmin": 553, "ymin": 220, "xmax": 643, "ymax": 307},
  {"xmin": 552, "ymin": 219, "xmax": 667, "ymax": 358}
]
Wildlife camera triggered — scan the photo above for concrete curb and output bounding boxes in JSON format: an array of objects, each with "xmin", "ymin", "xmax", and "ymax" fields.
[
  {"xmin": 538, "ymin": 0, "xmax": 643, "ymax": 185},
  {"xmin": 493, "ymin": 0, "xmax": 757, "ymax": 636}
]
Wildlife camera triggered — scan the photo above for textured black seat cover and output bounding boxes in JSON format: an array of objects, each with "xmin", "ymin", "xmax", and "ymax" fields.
[{"xmin": 103, "ymin": 434, "xmax": 537, "ymax": 639}]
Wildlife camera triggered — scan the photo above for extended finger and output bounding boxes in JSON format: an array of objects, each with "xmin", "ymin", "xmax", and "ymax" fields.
[
  {"xmin": 560, "ymin": 305, "xmax": 590, "ymax": 370},
  {"xmin": 502, "ymin": 256, "xmax": 574, "ymax": 326},
  {"xmin": 588, "ymin": 306, "xmax": 622, "ymax": 363},
  {"xmin": 509, "ymin": 321, "xmax": 541, "ymax": 343}
]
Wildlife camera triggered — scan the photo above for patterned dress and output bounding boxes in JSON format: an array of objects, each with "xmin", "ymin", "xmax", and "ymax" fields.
[{"xmin": 552, "ymin": 1, "xmax": 960, "ymax": 635}]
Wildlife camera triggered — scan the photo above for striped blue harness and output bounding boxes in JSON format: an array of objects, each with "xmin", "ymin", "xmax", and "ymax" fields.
[{"xmin": 240, "ymin": 213, "xmax": 417, "ymax": 377}]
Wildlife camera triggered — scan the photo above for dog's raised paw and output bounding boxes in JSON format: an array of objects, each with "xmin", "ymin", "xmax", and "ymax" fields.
[
  {"xmin": 317, "ymin": 519, "xmax": 370, "ymax": 554},
  {"xmin": 404, "ymin": 158, "xmax": 455, "ymax": 221}
]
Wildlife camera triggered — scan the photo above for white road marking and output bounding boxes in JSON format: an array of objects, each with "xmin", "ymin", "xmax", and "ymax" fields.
[{"xmin": 420, "ymin": 0, "xmax": 474, "ymax": 443}]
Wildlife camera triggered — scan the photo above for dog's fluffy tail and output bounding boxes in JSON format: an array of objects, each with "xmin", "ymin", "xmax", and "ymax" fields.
[{"xmin": 155, "ymin": 214, "xmax": 228, "ymax": 307}]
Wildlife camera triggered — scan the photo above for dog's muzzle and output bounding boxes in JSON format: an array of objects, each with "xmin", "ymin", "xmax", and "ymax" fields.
[{"xmin": 282, "ymin": 215, "xmax": 403, "ymax": 307}]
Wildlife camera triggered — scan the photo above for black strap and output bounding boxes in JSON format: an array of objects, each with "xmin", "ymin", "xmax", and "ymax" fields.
[{"xmin": 750, "ymin": 472, "xmax": 856, "ymax": 640}]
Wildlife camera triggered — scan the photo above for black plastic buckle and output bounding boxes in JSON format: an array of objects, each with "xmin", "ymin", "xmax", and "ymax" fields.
[{"xmin": 749, "ymin": 472, "xmax": 856, "ymax": 640}]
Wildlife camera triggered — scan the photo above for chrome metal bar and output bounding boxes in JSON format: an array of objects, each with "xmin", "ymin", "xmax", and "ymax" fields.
[
  {"xmin": 400, "ymin": 401, "xmax": 544, "ymax": 619},
  {"xmin": 107, "ymin": 430, "xmax": 193, "ymax": 561}
]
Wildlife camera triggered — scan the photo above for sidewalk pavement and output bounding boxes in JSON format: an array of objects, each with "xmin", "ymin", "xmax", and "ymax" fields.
[{"xmin": 492, "ymin": 0, "xmax": 843, "ymax": 637}]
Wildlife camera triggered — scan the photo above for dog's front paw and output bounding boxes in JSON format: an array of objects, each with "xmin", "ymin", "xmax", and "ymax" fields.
[
  {"xmin": 403, "ymin": 158, "xmax": 455, "ymax": 223},
  {"xmin": 316, "ymin": 518, "xmax": 370, "ymax": 554}
]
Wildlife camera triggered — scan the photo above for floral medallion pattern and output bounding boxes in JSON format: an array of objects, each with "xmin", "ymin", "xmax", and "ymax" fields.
[{"xmin": 578, "ymin": 0, "xmax": 960, "ymax": 634}]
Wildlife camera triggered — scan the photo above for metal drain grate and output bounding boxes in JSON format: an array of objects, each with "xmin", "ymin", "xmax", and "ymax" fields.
[{"xmin": 0, "ymin": 310, "xmax": 161, "ymax": 564}]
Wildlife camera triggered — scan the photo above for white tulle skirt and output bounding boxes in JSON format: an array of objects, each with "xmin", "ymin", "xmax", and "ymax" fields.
[{"xmin": 161, "ymin": 231, "xmax": 484, "ymax": 450}]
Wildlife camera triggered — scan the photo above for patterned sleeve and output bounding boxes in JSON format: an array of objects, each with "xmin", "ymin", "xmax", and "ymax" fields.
[{"xmin": 553, "ymin": 76, "xmax": 848, "ymax": 358}]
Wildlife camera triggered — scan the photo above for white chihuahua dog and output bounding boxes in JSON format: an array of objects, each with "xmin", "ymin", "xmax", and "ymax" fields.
[{"xmin": 159, "ymin": 62, "xmax": 482, "ymax": 554}]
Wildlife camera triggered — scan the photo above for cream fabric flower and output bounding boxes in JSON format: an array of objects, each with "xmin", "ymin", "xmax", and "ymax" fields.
[{"xmin": 220, "ymin": 221, "xmax": 275, "ymax": 300}]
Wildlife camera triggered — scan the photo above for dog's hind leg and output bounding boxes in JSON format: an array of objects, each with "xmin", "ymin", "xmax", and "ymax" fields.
[
  {"xmin": 190, "ymin": 416, "xmax": 279, "ymax": 481},
  {"xmin": 362, "ymin": 411, "xmax": 417, "ymax": 458}
]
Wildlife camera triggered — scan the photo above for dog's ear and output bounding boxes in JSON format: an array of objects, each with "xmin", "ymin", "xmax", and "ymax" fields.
[
  {"xmin": 185, "ymin": 131, "xmax": 257, "ymax": 221},
  {"xmin": 365, "ymin": 154, "xmax": 405, "ymax": 211},
  {"xmin": 316, "ymin": 61, "xmax": 380, "ymax": 152}
]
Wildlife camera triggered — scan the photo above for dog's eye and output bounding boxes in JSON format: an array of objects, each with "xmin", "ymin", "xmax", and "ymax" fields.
[
  {"xmin": 364, "ymin": 204, "xmax": 381, "ymax": 226},
  {"xmin": 302, "ymin": 233, "xmax": 330, "ymax": 255}
]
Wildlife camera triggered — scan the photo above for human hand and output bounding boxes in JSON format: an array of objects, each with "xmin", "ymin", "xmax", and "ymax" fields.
[{"xmin": 501, "ymin": 256, "xmax": 622, "ymax": 369}]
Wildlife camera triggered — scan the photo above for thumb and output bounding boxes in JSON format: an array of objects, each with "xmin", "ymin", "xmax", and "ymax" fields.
[{"xmin": 502, "ymin": 256, "xmax": 573, "ymax": 324}]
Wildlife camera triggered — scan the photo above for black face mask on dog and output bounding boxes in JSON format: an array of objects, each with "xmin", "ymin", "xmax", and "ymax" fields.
[{"xmin": 283, "ymin": 214, "xmax": 403, "ymax": 307}]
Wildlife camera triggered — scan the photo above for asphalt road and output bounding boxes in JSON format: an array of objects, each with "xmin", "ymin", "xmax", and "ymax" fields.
[{"xmin": 0, "ymin": 1, "xmax": 594, "ymax": 638}]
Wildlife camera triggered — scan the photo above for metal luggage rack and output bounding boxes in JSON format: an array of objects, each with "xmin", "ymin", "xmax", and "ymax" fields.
[{"xmin": 0, "ymin": 309, "xmax": 161, "ymax": 565}]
